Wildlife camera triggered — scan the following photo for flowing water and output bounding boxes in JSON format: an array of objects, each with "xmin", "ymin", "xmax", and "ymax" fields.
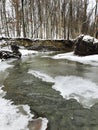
[{"xmin": 1, "ymin": 52, "xmax": 98, "ymax": 130}]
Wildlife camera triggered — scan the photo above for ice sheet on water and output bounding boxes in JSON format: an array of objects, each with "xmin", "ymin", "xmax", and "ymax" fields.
[
  {"xmin": 53, "ymin": 76, "xmax": 98, "ymax": 108},
  {"xmin": 0, "ymin": 60, "xmax": 13, "ymax": 72},
  {"xmin": 28, "ymin": 70, "xmax": 98, "ymax": 108}
]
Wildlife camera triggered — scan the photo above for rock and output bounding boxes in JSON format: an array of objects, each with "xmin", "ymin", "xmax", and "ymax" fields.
[
  {"xmin": 11, "ymin": 44, "xmax": 21, "ymax": 58},
  {"xmin": 0, "ymin": 44, "xmax": 21, "ymax": 59},
  {"xmin": 64, "ymin": 40, "xmax": 74, "ymax": 48},
  {"xmin": 74, "ymin": 34, "xmax": 98, "ymax": 56},
  {"xmin": 0, "ymin": 50, "xmax": 21, "ymax": 59},
  {"xmin": 11, "ymin": 44, "xmax": 20, "ymax": 52},
  {"xmin": 28, "ymin": 118, "xmax": 42, "ymax": 130}
]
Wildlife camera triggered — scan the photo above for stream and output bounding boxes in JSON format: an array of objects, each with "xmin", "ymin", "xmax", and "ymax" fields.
[{"xmin": 1, "ymin": 52, "xmax": 98, "ymax": 130}]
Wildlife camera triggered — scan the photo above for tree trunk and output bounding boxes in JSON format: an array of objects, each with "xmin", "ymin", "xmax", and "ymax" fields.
[{"xmin": 21, "ymin": 0, "xmax": 26, "ymax": 37}]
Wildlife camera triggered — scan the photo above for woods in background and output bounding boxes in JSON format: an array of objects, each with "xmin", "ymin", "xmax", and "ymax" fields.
[{"xmin": 0, "ymin": 0, "xmax": 98, "ymax": 39}]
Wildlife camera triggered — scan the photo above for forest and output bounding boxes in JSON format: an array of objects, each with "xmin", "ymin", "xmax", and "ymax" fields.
[{"xmin": 0, "ymin": 0, "xmax": 98, "ymax": 39}]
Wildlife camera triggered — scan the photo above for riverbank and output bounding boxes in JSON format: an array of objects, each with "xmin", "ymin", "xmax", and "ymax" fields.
[{"xmin": 0, "ymin": 37, "xmax": 74, "ymax": 52}]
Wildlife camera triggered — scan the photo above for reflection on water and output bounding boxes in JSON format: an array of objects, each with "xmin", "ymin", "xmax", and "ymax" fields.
[{"xmin": 2, "ymin": 53, "xmax": 98, "ymax": 130}]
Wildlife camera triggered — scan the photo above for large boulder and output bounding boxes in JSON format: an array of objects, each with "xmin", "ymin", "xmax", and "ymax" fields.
[{"xmin": 74, "ymin": 35, "xmax": 98, "ymax": 56}]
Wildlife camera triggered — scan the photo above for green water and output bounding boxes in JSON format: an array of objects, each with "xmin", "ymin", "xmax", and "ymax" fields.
[{"xmin": 2, "ymin": 53, "xmax": 98, "ymax": 130}]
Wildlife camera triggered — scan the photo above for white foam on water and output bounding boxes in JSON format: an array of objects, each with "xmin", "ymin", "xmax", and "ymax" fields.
[
  {"xmin": 28, "ymin": 70, "xmax": 98, "ymax": 108},
  {"xmin": 52, "ymin": 52, "xmax": 98, "ymax": 66},
  {"xmin": 0, "ymin": 85, "xmax": 34, "ymax": 130},
  {"xmin": 28, "ymin": 70, "xmax": 54, "ymax": 83}
]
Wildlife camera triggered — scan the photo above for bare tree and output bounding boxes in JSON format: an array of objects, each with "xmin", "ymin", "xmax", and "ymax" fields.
[
  {"xmin": 0, "ymin": 0, "xmax": 97, "ymax": 39},
  {"xmin": 1, "ymin": 0, "xmax": 9, "ymax": 36}
]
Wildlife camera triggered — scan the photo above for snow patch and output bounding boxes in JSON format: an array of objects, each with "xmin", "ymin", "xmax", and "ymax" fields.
[
  {"xmin": 83, "ymin": 35, "xmax": 98, "ymax": 44},
  {"xmin": 19, "ymin": 49, "xmax": 38, "ymax": 56}
]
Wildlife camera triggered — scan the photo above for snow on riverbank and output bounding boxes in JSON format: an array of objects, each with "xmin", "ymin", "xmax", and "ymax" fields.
[
  {"xmin": 0, "ymin": 52, "xmax": 48, "ymax": 130},
  {"xmin": 28, "ymin": 70, "xmax": 98, "ymax": 108},
  {"xmin": 0, "ymin": 45, "xmax": 38, "ymax": 56},
  {"xmin": 19, "ymin": 49, "xmax": 38, "ymax": 56},
  {"xmin": 0, "ymin": 45, "xmax": 38, "ymax": 70},
  {"xmin": 0, "ymin": 87, "xmax": 48, "ymax": 130},
  {"xmin": 51, "ymin": 52, "xmax": 98, "ymax": 66},
  {"xmin": 0, "ymin": 89, "xmax": 33, "ymax": 130},
  {"xmin": 0, "ymin": 62, "xmax": 34, "ymax": 130},
  {"xmin": 0, "ymin": 84, "xmax": 48, "ymax": 130}
]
